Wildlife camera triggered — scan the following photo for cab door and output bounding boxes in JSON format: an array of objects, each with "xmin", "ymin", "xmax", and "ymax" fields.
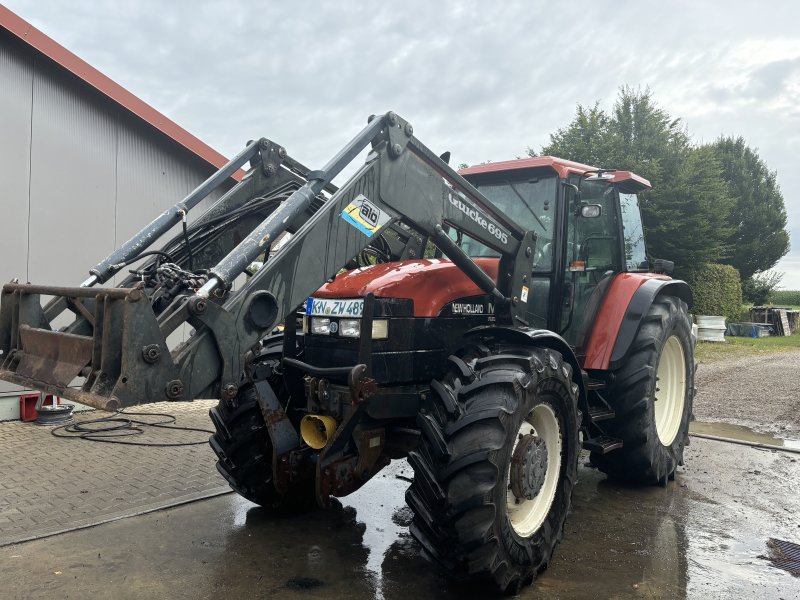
[{"xmin": 560, "ymin": 178, "xmax": 623, "ymax": 349}]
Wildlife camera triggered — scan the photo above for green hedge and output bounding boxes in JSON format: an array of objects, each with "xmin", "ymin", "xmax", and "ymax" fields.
[
  {"xmin": 772, "ymin": 290, "xmax": 800, "ymax": 306},
  {"xmin": 686, "ymin": 264, "xmax": 742, "ymax": 320}
]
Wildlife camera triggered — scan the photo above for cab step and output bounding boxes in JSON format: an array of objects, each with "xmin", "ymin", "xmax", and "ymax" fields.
[
  {"xmin": 588, "ymin": 405, "xmax": 615, "ymax": 422},
  {"xmin": 585, "ymin": 377, "xmax": 606, "ymax": 391},
  {"xmin": 582, "ymin": 435, "xmax": 623, "ymax": 454}
]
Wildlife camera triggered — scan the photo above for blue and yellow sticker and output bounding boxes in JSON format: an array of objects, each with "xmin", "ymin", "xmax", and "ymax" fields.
[{"xmin": 340, "ymin": 194, "xmax": 389, "ymax": 237}]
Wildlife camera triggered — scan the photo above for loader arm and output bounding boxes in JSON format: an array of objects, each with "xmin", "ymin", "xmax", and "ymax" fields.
[{"xmin": 0, "ymin": 112, "xmax": 535, "ymax": 410}]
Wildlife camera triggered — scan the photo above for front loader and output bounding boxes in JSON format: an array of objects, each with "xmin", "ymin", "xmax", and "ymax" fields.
[{"xmin": 0, "ymin": 111, "xmax": 694, "ymax": 593}]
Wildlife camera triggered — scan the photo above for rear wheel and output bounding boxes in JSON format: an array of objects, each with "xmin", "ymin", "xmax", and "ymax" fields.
[
  {"xmin": 208, "ymin": 340, "xmax": 315, "ymax": 510},
  {"xmin": 406, "ymin": 345, "xmax": 580, "ymax": 593},
  {"xmin": 591, "ymin": 295, "xmax": 694, "ymax": 484}
]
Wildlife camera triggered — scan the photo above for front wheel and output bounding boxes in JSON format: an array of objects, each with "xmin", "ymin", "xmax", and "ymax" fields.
[
  {"xmin": 208, "ymin": 340, "xmax": 316, "ymax": 511},
  {"xmin": 406, "ymin": 345, "xmax": 580, "ymax": 593},
  {"xmin": 591, "ymin": 295, "xmax": 694, "ymax": 484}
]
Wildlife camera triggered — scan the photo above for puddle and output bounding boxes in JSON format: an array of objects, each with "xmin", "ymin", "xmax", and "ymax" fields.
[
  {"xmin": 691, "ymin": 421, "xmax": 800, "ymax": 450},
  {"xmin": 766, "ymin": 538, "xmax": 800, "ymax": 576},
  {"xmin": 344, "ymin": 463, "xmax": 410, "ymax": 600}
]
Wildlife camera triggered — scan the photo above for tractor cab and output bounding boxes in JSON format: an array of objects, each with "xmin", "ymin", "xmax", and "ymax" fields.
[{"xmin": 459, "ymin": 157, "xmax": 652, "ymax": 353}]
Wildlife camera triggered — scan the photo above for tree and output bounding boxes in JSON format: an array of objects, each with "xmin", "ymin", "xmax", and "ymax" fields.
[
  {"xmin": 642, "ymin": 145, "xmax": 733, "ymax": 272},
  {"xmin": 741, "ymin": 270, "xmax": 783, "ymax": 305},
  {"xmin": 609, "ymin": 85, "xmax": 690, "ymax": 182},
  {"xmin": 709, "ymin": 136, "xmax": 790, "ymax": 279},
  {"xmin": 528, "ymin": 103, "xmax": 613, "ymax": 167},
  {"xmin": 539, "ymin": 87, "xmax": 733, "ymax": 277}
]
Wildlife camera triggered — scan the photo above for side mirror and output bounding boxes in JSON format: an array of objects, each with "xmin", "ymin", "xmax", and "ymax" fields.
[
  {"xmin": 580, "ymin": 204, "xmax": 602, "ymax": 218},
  {"xmin": 653, "ymin": 258, "xmax": 674, "ymax": 275}
]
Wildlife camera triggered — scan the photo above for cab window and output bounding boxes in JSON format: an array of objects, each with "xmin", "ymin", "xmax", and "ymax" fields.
[
  {"xmin": 561, "ymin": 178, "xmax": 622, "ymax": 347},
  {"xmin": 569, "ymin": 180, "xmax": 621, "ymax": 272},
  {"xmin": 464, "ymin": 175, "xmax": 557, "ymax": 271},
  {"xmin": 619, "ymin": 192, "xmax": 648, "ymax": 271}
]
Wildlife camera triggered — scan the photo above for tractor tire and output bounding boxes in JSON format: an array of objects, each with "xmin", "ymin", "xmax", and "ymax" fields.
[
  {"xmin": 208, "ymin": 340, "xmax": 315, "ymax": 511},
  {"xmin": 406, "ymin": 346, "xmax": 580, "ymax": 594},
  {"xmin": 591, "ymin": 295, "xmax": 694, "ymax": 485}
]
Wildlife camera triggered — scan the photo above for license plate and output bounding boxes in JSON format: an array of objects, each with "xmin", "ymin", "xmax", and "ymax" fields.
[{"xmin": 305, "ymin": 297, "xmax": 364, "ymax": 317}]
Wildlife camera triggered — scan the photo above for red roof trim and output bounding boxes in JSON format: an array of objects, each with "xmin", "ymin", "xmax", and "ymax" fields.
[
  {"xmin": 608, "ymin": 170, "xmax": 651, "ymax": 191},
  {"xmin": 459, "ymin": 156, "xmax": 651, "ymax": 190},
  {"xmin": 0, "ymin": 6, "xmax": 243, "ymax": 182}
]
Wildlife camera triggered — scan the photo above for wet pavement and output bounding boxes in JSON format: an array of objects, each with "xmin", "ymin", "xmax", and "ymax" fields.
[{"xmin": 2, "ymin": 436, "xmax": 799, "ymax": 600}]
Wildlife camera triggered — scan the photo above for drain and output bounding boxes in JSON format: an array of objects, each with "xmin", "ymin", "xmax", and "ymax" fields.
[{"xmin": 766, "ymin": 538, "xmax": 800, "ymax": 576}]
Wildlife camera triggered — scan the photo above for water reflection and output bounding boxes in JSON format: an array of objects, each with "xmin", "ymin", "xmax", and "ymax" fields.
[
  {"xmin": 214, "ymin": 495, "xmax": 374, "ymax": 598},
  {"xmin": 691, "ymin": 420, "xmax": 800, "ymax": 451},
  {"xmin": 524, "ymin": 473, "xmax": 689, "ymax": 599},
  {"xmin": 344, "ymin": 467, "xmax": 410, "ymax": 600},
  {"xmin": 215, "ymin": 452, "xmax": 799, "ymax": 599},
  {"xmin": 215, "ymin": 465, "xmax": 692, "ymax": 599}
]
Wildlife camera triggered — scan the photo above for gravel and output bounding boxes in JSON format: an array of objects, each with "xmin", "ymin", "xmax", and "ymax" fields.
[{"xmin": 694, "ymin": 349, "xmax": 800, "ymax": 437}]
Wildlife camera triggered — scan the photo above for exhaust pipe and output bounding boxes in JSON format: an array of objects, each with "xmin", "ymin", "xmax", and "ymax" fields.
[{"xmin": 300, "ymin": 414, "xmax": 337, "ymax": 449}]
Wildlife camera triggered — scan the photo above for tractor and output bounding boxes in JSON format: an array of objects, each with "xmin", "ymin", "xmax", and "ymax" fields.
[{"xmin": 0, "ymin": 112, "xmax": 694, "ymax": 593}]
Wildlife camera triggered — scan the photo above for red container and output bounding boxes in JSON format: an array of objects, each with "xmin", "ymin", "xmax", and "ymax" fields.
[{"xmin": 19, "ymin": 393, "xmax": 60, "ymax": 422}]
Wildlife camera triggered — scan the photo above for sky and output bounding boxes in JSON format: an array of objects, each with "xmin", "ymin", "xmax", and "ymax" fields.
[{"xmin": 6, "ymin": 0, "xmax": 800, "ymax": 287}]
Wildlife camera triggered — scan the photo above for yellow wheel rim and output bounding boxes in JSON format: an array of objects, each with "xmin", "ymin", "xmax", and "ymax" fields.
[
  {"xmin": 654, "ymin": 335, "xmax": 686, "ymax": 445},
  {"xmin": 506, "ymin": 404, "xmax": 562, "ymax": 537}
]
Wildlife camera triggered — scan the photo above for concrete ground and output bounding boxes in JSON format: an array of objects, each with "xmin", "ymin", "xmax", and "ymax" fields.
[
  {"xmin": 1, "ymin": 354, "xmax": 799, "ymax": 599},
  {"xmin": 0, "ymin": 400, "xmax": 225, "ymax": 546},
  {"xmin": 2, "ymin": 445, "xmax": 799, "ymax": 600}
]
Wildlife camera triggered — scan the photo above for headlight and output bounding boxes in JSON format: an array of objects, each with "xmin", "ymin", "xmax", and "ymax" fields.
[
  {"xmin": 339, "ymin": 319, "xmax": 361, "ymax": 338},
  {"xmin": 371, "ymin": 319, "xmax": 388, "ymax": 339},
  {"xmin": 311, "ymin": 317, "xmax": 331, "ymax": 335},
  {"xmin": 309, "ymin": 317, "xmax": 388, "ymax": 338}
]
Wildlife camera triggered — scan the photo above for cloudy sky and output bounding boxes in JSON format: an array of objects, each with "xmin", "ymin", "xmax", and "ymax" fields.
[{"xmin": 7, "ymin": 0, "xmax": 800, "ymax": 286}]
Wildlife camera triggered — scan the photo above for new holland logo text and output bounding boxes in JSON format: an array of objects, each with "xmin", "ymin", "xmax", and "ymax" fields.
[
  {"xmin": 451, "ymin": 302, "xmax": 495, "ymax": 315},
  {"xmin": 448, "ymin": 192, "xmax": 508, "ymax": 244}
]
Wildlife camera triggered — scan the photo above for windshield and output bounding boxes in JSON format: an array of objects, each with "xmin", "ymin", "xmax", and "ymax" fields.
[{"xmin": 459, "ymin": 176, "xmax": 557, "ymax": 270}]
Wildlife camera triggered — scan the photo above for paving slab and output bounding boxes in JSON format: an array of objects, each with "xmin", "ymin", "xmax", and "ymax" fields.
[{"xmin": 0, "ymin": 400, "xmax": 229, "ymax": 546}]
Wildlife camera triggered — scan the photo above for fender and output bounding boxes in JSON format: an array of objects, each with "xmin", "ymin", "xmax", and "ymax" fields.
[
  {"xmin": 583, "ymin": 274, "xmax": 692, "ymax": 371},
  {"xmin": 464, "ymin": 325, "xmax": 587, "ymax": 408}
]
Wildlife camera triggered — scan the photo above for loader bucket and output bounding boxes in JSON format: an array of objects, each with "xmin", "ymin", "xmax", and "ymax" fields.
[{"xmin": 0, "ymin": 282, "xmax": 182, "ymax": 411}]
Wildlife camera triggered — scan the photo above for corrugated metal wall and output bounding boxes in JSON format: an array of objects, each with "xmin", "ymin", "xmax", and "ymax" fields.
[{"xmin": 0, "ymin": 30, "xmax": 232, "ymax": 413}]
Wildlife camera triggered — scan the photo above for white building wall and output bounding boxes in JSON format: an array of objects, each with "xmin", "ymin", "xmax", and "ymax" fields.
[{"xmin": 0, "ymin": 30, "xmax": 232, "ymax": 418}]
